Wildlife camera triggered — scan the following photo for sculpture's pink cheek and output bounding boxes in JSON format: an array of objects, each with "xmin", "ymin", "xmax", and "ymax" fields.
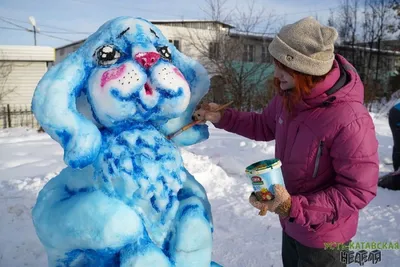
[
  {"xmin": 173, "ymin": 68, "xmax": 189, "ymax": 88},
  {"xmin": 173, "ymin": 68, "xmax": 185, "ymax": 80},
  {"xmin": 100, "ymin": 65, "xmax": 126, "ymax": 88}
]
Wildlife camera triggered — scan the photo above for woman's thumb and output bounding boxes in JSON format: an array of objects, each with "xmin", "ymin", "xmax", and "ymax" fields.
[
  {"xmin": 208, "ymin": 103, "xmax": 220, "ymax": 111},
  {"xmin": 205, "ymin": 112, "xmax": 220, "ymax": 122}
]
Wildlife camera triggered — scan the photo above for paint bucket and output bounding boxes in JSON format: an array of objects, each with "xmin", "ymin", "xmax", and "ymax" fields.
[{"xmin": 245, "ymin": 158, "xmax": 285, "ymax": 201}]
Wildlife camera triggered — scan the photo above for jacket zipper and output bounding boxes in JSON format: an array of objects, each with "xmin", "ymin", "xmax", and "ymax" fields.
[{"xmin": 312, "ymin": 141, "xmax": 324, "ymax": 178}]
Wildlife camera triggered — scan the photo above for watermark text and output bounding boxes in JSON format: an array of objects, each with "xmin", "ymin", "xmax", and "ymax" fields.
[
  {"xmin": 340, "ymin": 250, "xmax": 382, "ymax": 266},
  {"xmin": 324, "ymin": 241, "xmax": 399, "ymax": 251}
]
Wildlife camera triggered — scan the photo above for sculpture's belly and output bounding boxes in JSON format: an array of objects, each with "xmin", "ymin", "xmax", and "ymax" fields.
[{"xmin": 95, "ymin": 129, "xmax": 188, "ymax": 247}]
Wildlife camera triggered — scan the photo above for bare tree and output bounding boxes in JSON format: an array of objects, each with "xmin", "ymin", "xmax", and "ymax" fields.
[
  {"xmin": 0, "ymin": 60, "xmax": 15, "ymax": 104},
  {"xmin": 338, "ymin": 0, "xmax": 354, "ymax": 45},
  {"xmin": 328, "ymin": 0, "xmax": 399, "ymax": 110},
  {"xmin": 328, "ymin": 9, "xmax": 337, "ymax": 27},
  {"xmin": 361, "ymin": 0, "xmax": 372, "ymax": 80},
  {"xmin": 351, "ymin": 0, "xmax": 360, "ymax": 64},
  {"xmin": 181, "ymin": 0, "xmax": 276, "ymax": 111},
  {"xmin": 390, "ymin": 0, "xmax": 400, "ymax": 35},
  {"xmin": 332, "ymin": 0, "xmax": 360, "ymax": 65},
  {"xmin": 358, "ymin": 0, "xmax": 394, "ymax": 109},
  {"xmin": 368, "ymin": 0, "xmax": 396, "ymax": 80}
]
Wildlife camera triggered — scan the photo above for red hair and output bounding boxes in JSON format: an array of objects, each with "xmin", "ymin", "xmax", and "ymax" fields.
[{"xmin": 273, "ymin": 59, "xmax": 327, "ymax": 113}]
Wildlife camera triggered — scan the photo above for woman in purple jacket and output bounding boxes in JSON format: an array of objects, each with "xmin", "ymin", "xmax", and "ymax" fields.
[{"xmin": 195, "ymin": 17, "xmax": 379, "ymax": 266}]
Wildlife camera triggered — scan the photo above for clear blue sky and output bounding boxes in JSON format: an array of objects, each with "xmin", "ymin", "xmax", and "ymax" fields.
[{"xmin": 0, "ymin": 0, "xmax": 336, "ymax": 48}]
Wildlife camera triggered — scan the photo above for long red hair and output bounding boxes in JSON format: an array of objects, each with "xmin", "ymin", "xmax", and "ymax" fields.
[{"xmin": 273, "ymin": 59, "xmax": 327, "ymax": 113}]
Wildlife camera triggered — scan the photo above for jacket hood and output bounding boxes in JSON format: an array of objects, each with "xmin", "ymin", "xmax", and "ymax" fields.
[{"xmin": 296, "ymin": 54, "xmax": 363, "ymax": 111}]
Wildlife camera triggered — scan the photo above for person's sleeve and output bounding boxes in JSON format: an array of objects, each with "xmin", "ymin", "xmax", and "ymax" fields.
[
  {"xmin": 213, "ymin": 96, "xmax": 278, "ymax": 142},
  {"xmin": 288, "ymin": 115, "xmax": 379, "ymax": 229}
]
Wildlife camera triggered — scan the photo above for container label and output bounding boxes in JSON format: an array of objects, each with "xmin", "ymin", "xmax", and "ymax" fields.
[{"xmin": 251, "ymin": 176, "xmax": 264, "ymax": 185}]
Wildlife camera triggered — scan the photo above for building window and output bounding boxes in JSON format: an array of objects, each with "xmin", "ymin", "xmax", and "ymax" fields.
[
  {"xmin": 389, "ymin": 58, "xmax": 395, "ymax": 70},
  {"xmin": 169, "ymin": 39, "xmax": 181, "ymax": 51},
  {"xmin": 243, "ymin": 44, "xmax": 254, "ymax": 62},
  {"xmin": 72, "ymin": 44, "xmax": 81, "ymax": 52},
  {"xmin": 261, "ymin": 45, "xmax": 272, "ymax": 63},
  {"xmin": 209, "ymin": 42, "xmax": 220, "ymax": 59},
  {"xmin": 261, "ymin": 46, "xmax": 266, "ymax": 62}
]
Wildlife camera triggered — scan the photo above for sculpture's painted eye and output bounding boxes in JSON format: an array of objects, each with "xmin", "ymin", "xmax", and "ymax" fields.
[
  {"xmin": 157, "ymin": 46, "xmax": 172, "ymax": 61},
  {"xmin": 95, "ymin": 45, "xmax": 121, "ymax": 66}
]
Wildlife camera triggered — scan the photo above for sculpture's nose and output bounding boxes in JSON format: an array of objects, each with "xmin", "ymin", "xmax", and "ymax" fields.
[{"xmin": 134, "ymin": 52, "xmax": 160, "ymax": 69}]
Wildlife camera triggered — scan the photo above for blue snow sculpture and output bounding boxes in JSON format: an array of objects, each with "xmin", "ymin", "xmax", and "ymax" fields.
[{"xmin": 31, "ymin": 16, "xmax": 221, "ymax": 267}]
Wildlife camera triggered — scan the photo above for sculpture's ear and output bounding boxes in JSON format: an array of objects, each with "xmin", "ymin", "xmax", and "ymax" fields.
[
  {"xmin": 158, "ymin": 48, "xmax": 210, "ymax": 146},
  {"xmin": 32, "ymin": 52, "xmax": 102, "ymax": 169}
]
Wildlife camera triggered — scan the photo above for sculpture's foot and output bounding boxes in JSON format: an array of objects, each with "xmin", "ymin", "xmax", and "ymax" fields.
[
  {"xmin": 120, "ymin": 242, "xmax": 172, "ymax": 267},
  {"xmin": 46, "ymin": 247, "xmax": 121, "ymax": 267},
  {"xmin": 171, "ymin": 196, "xmax": 213, "ymax": 267}
]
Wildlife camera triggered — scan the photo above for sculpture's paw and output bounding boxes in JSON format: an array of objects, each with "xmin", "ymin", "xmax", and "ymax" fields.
[
  {"xmin": 32, "ymin": 172, "xmax": 145, "ymax": 251},
  {"xmin": 120, "ymin": 242, "xmax": 172, "ymax": 267},
  {"xmin": 63, "ymin": 131, "xmax": 101, "ymax": 169},
  {"xmin": 171, "ymin": 197, "xmax": 213, "ymax": 267}
]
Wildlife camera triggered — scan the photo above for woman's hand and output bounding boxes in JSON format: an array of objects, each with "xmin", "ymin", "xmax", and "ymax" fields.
[
  {"xmin": 193, "ymin": 103, "xmax": 223, "ymax": 124},
  {"xmin": 249, "ymin": 185, "xmax": 292, "ymax": 217}
]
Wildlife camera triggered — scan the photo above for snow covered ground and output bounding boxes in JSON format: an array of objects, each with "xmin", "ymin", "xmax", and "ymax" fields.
[{"xmin": 0, "ymin": 113, "xmax": 399, "ymax": 267}]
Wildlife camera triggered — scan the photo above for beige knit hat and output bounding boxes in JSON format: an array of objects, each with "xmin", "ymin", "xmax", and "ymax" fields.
[{"xmin": 268, "ymin": 16, "xmax": 338, "ymax": 76}]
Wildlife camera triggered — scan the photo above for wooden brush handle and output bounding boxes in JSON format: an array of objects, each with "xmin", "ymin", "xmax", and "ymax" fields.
[
  {"xmin": 212, "ymin": 101, "xmax": 234, "ymax": 112},
  {"xmin": 166, "ymin": 101, "xmax": 233, "ymax": 140},
  {"xmin": 259, "ymin": 208, "xmax": 268, "ymax": 216}
]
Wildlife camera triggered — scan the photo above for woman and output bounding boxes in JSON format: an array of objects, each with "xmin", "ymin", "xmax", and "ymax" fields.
[{"xmin": 195, "ymin": 17, "xmax": 379, "ymax": 266}]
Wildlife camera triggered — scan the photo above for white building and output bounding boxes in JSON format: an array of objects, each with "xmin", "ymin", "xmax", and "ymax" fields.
[
  {"xmin": 51, "ymin": 39, "xmax": 85, "ymax": 67},
  {"xmin": 0, "ymin": 45, "xmax": 55, "ymax": 106},
  {"xmin": 52, "ymin": 20, "xmax": 235, "ymax": 67}
]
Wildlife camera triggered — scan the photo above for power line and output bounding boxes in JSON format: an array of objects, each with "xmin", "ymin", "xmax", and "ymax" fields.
[
  {"xmin": 37, "ymin": 33, "xmax": 74, "ymax": 42},
  {"xmin": 0, "ymin": 19, "xmax": 75, "ymax": 42},
  {"xmin": 0, "ymin": 26, "xmax": 28, "ymax": 32},
  {"xmin": 0, "ymin": 16, "xmax": 91, "ymax": 34},
  {"xmin": 39, "ymin": 30, "xmax": 91, "ymax": 34},
  {"xmin": 0, "ymin": 17, "xmax": 91, "ymax": 36},
  {"xmin": 0, "ymin": 17, "xmax": 28, "ymax": 30}
]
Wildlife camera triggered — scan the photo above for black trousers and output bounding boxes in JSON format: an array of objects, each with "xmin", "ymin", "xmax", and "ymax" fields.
[
  {"xmin": 281, "ymin": 231, "xmax": 348, "ymax": 267},
  {"xmin": 389, "ymin": 106, "xmax": 400, "ymax": 171}
]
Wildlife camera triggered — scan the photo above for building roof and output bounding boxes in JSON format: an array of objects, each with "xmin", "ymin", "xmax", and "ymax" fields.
[
  {"xmin": 229, "ymin": 30, "xmax": 274, "ymax": 41},
  {"xmin": 55, "ymin": 19, "xmax": 235, "ymax": 50},
  {"xmin": 0, "ymin": 45, "xmax": 55, "ymax": 61},
  {"xmin": 336, "ymin": 44, "xmax": 400, "ymax": 55},
  {"xmin": 56, "ymin": 39, "xmax": 86, "ymax": 50},
  {"xmin": 150, "ymin": 19, "xmax": 235, "ymax": 29}
]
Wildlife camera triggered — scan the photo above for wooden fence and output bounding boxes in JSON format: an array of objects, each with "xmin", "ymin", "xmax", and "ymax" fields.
[{"xmin": 0, "ymin": 104, "xmax": 40, "ymax": 129}]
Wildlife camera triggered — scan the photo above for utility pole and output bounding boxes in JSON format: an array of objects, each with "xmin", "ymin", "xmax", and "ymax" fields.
[{"xmin": 29, "ymin": 16, "xmax": 37, "ymax": 46}]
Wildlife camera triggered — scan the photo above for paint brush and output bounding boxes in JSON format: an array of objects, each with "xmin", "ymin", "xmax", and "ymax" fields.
[{"xmin": 166, "ymin": 101, "xmax": 234, "ymax": 140}]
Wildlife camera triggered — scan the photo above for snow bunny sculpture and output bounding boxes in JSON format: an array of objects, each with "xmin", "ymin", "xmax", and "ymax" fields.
[{"xmin": 31, "ymin": 16, "xmax": 221, "ymax": 267}]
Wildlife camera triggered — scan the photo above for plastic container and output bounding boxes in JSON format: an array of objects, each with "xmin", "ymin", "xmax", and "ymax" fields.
[{"xmin": 245, "ymin": 158, "xmax": 285, "ymax": 201}]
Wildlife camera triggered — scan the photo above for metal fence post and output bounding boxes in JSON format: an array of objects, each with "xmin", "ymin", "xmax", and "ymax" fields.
[
  {"xmin": 7, "ymin": 104, "xmax": 11, "ymax": 128},
  {"xmin": 2, "ymin": 106, "xmax": 6, "ymax": 128},
  {"xmin": 31, "ymin": 106, "xmax": 34, "ymax": 128}
]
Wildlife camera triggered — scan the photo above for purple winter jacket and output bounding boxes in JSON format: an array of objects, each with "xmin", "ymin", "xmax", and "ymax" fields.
[{"xmin": 214, "ymin": 54, "xmax": 379, "ymax": 248}]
